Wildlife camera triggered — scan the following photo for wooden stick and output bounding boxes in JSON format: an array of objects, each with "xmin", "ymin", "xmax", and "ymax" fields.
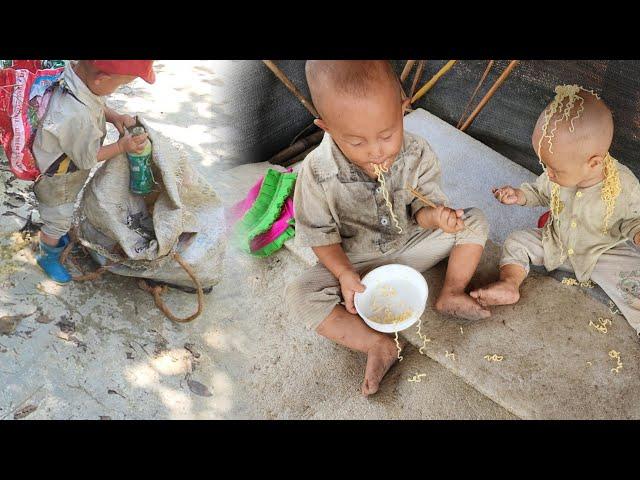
[
  {"xmin": 409, "ymin": 60, "xmax": 426, "ymax": 101},
  {"xmin": 398, "ymin": 70, "xmax": 409, "ymax": 106},
  {"xmin": 406, "ymin": 184, "xmax": 437, "ymax": 208},
  {"xmin": 268, "ymin": 130, "xmax": 324, "ymax": 166},
  {"xmin": 279, "ymin": 144, "xmax": 318, "ymax": 168},
  {"xmin": 459, "ymin": 60, "xmax": 519, "ymax": 132},
  {"xmin": 0, "ymin": 385, "xmax": 44, "ymax": 420},
  {"xmin": 405, "ymin": 184, "xmax": 481, "ymax": 236},
  {"xmin": 400, "ymin": 83, "xmax": 409, "ymax": 105},
  {"xmin": 289, "ymin": 121, "xmax": 316, "ymax": 146},
  {"xmin": 400, "ymin": 60, "xmax": 416, "ymax": 82},
  {"xmin": 411, "ymin": 60, "xmax": 457, "ymax": 103},
  {"xmin": 263, "ymin": 60, "xmax": 318, "ymax": 118},
  {"xmin": 456, "ymin": 60, "xmax": 495, "ymax": 129}
]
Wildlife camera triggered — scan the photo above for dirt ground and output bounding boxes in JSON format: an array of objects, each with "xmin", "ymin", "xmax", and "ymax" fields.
[
  {"xmin": 0, "ymin": 61, "xmax": 514, "ymax": 419},
  {"xmin": 4, "ymin": 61, "xmax": 639, "ymax": 420}
]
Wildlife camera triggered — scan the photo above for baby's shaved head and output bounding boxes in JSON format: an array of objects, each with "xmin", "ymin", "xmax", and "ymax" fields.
[
  {"xmin": 305, "ymin": 60, "xmax": 400, "ymax": 118},
  {"xmin": 534, "ymin": 86, "xmax": 614, "ymax": 164}
]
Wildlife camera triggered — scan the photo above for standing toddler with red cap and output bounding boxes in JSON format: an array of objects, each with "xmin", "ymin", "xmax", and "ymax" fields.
[{"xmin": 31, "ymin": 60, "xmax": 156, "ymax": 284}]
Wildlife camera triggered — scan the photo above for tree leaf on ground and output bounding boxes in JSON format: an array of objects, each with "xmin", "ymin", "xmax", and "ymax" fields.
[
  {"xmin": 187, "ymin": 379, "xmax": 213, "ymax": 397},
  {"xmin": 36, "ymin": 314, "xmax": 53, "ymax": 324},
  {"xmin": 107, "ymin": 389, "xmax": 126, "ymax": 398},
  {"xmin": 0, "ymin": 316, "xmax": 19, "ymax": 335},
  {"xmin": 0, "ymin": 313, "xmax": 33, "ymax": 335},
  {"xmin": 56, "ymin": 319, "xmax": 75, "ymax": 334},
  {"xmin": 14, "ymin": 404, "xmax": 37, "ymax": 419},
  {"xmin": 184, "ymin": 343, "xmax": 201, "ymax": 359}
]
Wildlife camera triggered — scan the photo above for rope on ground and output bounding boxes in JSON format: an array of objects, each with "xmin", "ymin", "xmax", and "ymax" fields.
[
  {"xmin": 137, "ymin": 252, "xmax": 204, "ymax": 323},
  {"xmin": 60, "ymin": 227, "xmax": 110, "ymax": 282},
  {"xmin": 60, "ymin": 228, "xmax": 204, "ymax": 323}
]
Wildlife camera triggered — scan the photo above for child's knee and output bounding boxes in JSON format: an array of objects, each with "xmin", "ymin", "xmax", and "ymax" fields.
[
  {"xmin": 38, "ymin": 203, "xmax": 75, "ymax": 239},
  {"xmin": 284, "ymin": 278, "xmax": 304, "ymax": 310},
  {"xmin": 501, "ymin": 231, "xmax": 533, "ymax": 272},
  {"xmin": 461, "ymin": 207, "xmax": 489, "ymax": 242},
  {"xmin": 503, "ymin": 231, "xmax": 522, "ymax": 249},
  {"xmin": 284, "ymin": 273, "xmax": 319, "ymax": 312},
  {"xmin": 503, "ymin": 230, "xmax": 536, "ymax": 254}
]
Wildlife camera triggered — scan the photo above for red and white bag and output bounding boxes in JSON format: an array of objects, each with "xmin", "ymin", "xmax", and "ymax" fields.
[{"xmin": 0, "ymin": 61, "xmax": 64, "ymax": 181}]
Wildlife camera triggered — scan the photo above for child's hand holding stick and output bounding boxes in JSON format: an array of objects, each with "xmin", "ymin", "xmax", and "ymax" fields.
[{"xmin": 406, "ymin": 184, "xmax": 481, "ymax": 236}]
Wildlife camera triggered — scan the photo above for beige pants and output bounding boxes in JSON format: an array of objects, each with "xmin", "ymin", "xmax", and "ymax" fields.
[
  {"xmin": 501, "ymin": 228, "xmax": 640, "ymax": 335},
  {"xmin": 33, "ymin": 170, "xmax": 90, "ymax": 238},
  {"xmin": 286, "ymin": 208, "xmax": 489, "ymax": 330}
]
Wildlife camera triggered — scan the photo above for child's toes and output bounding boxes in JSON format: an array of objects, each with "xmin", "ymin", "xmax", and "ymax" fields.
[
  {"xmin": 361, "ymin": 378, "xmax": 378, "ymax": 396},
  {"xmin": 470, "ymin": 289, "xmax": 490, "ymax": 307},
  {"xmin": 472, "ymin": 291, "xmax": 489, "ymax": 307}
]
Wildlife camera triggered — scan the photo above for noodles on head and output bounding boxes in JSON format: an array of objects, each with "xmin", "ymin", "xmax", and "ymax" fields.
[{"xmin": 537, "ymin": 85, "xmax": 621, "ymax": 245}]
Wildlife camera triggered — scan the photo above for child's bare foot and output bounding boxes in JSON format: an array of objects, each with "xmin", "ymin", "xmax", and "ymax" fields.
[
  {"xmin": 435, "ymin": 291, "xmax": 491, "ymax": 321},
  {"xmin": 470, "ymin": 280, "xmax": 520, "ymax": 307},
  {"xmin": 361, "ymin": 336, "xmax": 400, "ymax": 396}
]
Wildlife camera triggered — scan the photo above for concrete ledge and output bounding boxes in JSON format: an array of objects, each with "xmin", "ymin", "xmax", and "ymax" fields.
[{"xmin": 403, "ymin": 241, "xmax": 640, "ymax": 419}]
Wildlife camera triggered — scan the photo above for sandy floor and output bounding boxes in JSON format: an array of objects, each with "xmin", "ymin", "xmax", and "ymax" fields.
[
  {"xmin": 0, "ymin": 61, "xmax": 514, "ymax": 419},
  {"xmin": 4, "ymin": 61, "xmax": 638, "ymax": 419}
]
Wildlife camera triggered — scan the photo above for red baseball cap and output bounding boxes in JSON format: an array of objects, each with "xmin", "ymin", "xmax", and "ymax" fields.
[{"xmin": 89, "ymin": 60, "xmax": 156, "ymax": 84}]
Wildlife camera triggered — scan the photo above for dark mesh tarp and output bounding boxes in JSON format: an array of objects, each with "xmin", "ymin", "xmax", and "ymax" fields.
[
  {"xmin": 226, "ymin": 60, "xmax": 640, "ymax": 179},
  {"xmin": 226, "ymin": 60, "xmax": 317, "ymax": 166}
]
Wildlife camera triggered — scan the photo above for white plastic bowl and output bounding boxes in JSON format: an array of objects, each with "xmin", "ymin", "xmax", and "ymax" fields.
[{"xmin": 354, "ymin": 264, "xmax": 428, "ymax": 333}]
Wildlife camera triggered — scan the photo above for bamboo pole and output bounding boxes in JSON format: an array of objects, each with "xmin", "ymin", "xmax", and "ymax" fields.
[
  {"xmin": 400, "ymin": 60, "xmax": 416, "ymax": 82},
  {"xmin": 400, "ymin": 83, "xmax": 408, "ymax": 104},
  {"xmin": 411, "ymin": 60, "xmax": 457, "ymax": 103},
  {"xmin": 263, "ymin": 60, "xmax": 318, "ymax": 118},
  {"xmin": 268, "ymin": 130, "xmax": 324, "ymax": 166},
  {"xmin": 459, "ymin": 60, "xmax": 519, "ymax": 132},
  {"xmin": 456, "ymin": 60, "xmax": 495, "ymax": 129},
  {"xmin": 409, "ymin": 60, "xmax": 426, "ymax": 100},
  {"xmin": 280, "ymin": 144, "xmax": 319, "ymax": 168},
  {"xmin": 289, "ymin": 121, "xmax": 316, "ymax": 146}
]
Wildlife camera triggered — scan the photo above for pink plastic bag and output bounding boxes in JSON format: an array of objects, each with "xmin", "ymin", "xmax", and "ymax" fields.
[{"xmin": 227, "ymin": 169, "xmax": 295, "ymax": 253}]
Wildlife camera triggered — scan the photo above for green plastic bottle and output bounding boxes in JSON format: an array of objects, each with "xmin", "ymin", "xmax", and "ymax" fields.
[{"xmin": 127, "ymin": 126, "xmax": 154, "ymax": 196}]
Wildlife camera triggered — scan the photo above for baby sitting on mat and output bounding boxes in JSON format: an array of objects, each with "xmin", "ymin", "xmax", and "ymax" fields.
[{"xmin": 471, "ymin": 85, "xmax": 640, "ymax": 335}]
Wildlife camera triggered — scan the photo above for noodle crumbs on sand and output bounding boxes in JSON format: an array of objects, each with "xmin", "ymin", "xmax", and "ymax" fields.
[
  {"xmin": 589, "ymin": 317, "xmax": 611, "ymax": 334},
  {"xmin": 609, "ymin": 350, "xmax": 623, "ymax": 374},
  {"xmin": 408, "ymin": 373, "xmax": 427, "ymax": 383},
  {"xmin": 483, "ymin": 354, "xmax": 504, "ymax": 362},
  {"xmin": 415, "ymin": 319, "xmax": 431, "ymax": 355},
  {"xmin": 561, "ymin": 277, "xmax": 595, "ymax": 288}
]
